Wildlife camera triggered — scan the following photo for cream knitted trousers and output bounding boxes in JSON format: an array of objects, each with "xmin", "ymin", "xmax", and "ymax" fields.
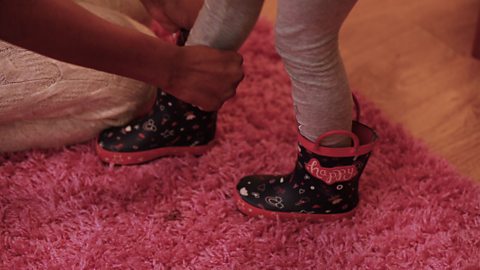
[{"xmin": 0, "ymin": 0, "xmax": 155, "ymax": 152}]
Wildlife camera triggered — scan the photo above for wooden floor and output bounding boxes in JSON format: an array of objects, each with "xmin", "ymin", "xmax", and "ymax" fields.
[{"xmin": 261, "ymin": 0, "xmax": 480, "ymax": 181}]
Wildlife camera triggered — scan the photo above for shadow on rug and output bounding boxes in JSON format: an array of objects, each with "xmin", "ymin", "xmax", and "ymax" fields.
[{"xmin": 1, "ymin": 22, "xmax": 479, "ymax": 269}]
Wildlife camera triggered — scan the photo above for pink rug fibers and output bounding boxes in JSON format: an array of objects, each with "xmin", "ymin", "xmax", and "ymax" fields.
[{"xmin": 1, "ymin": 22, "xmax": 480, "ymax": 269}]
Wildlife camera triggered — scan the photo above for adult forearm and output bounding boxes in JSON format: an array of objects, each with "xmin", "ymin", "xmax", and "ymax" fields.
[{"xmin": 0, "ymin": 0, "xmax": 177, "ymax": 86}]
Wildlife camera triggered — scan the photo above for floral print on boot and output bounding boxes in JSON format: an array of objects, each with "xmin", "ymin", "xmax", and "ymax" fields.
[
  {"xmin": 96, "ymin": 90, "xmax": 217, "ymax": 165},
  {"xmin": 235, "ymin": 122, "xmax": 377, "ymax": 220},
  {"xmin": 96, "ymin": 29, "xmax": 217, "ymax": 165}
]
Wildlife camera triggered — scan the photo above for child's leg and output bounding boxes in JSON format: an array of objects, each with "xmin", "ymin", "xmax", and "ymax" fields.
[
  {"xmin": 234, "ymin": 0, "xmax": 378, "ymax": 220},
  {"xmin": 186, "ymin": 0, "xmax": 264, "ymax": 50},
  {"xmin": 276, "ymin": 0, "xmax": 357, "ymax": 146}
]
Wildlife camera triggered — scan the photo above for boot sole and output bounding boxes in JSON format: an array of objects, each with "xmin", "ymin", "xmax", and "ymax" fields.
[
  {"xmin": 233, "ymin": 190, "xmax": 356, "ymax": 221},
  {"xmin": 95, "ymin": 139, "xmax": 215, "ymax": 165}
]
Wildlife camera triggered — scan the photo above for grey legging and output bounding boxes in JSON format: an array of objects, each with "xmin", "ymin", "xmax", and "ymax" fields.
[{"xmin": 187, "ymin": 0, "xmax": 357, "ymax": 146}]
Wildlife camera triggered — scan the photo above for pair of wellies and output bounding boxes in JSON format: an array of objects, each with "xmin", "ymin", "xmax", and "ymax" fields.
[{"xmin": 96, "ymin": 33, "xmax": 377, "ymax": 221}]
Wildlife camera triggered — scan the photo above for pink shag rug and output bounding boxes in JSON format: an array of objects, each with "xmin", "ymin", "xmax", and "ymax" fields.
[{"xmin": 1, "ymin": 22, "xmax": 480, "ymax": 269}]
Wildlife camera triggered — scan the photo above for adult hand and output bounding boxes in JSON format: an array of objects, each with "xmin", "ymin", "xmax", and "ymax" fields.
[
  {"xmin": 168, "ymin": 46, "xmax": 244, "ymax": 111},
  {"xmin": 140, "ymin": 0, "xmax": 204, "ymax": 32}
]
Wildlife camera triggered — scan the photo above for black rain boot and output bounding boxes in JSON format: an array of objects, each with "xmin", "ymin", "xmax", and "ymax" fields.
[
  {"xmin": 235, "ymin": 121, "xmax": 377, "ymax": 220},
  {"xmin": 96, "ymin": 90, "xmax": 217, "ymax": 165},
  {"xmin": 96, "ymin": 30, "xmax": 217, "ymax": 165}
]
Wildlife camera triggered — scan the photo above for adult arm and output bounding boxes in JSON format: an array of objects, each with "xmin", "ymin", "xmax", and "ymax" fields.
[{"xmin": 0, "ymin": 0, "xmax": 243, "ymax": 111}]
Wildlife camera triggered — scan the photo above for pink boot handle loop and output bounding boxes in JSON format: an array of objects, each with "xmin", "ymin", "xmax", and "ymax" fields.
[
  {"xmin": 315, "ymin": 130, "xmax": 361, "ymax": 157},
  {"xmin": 353, "ymin": 94, "xmax": 361, "ymax": 122}
]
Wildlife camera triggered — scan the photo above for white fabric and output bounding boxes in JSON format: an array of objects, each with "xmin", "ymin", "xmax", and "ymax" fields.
[{"xmin": 0, "ymin": 0, "xmax": 155, "ymax": 152}]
